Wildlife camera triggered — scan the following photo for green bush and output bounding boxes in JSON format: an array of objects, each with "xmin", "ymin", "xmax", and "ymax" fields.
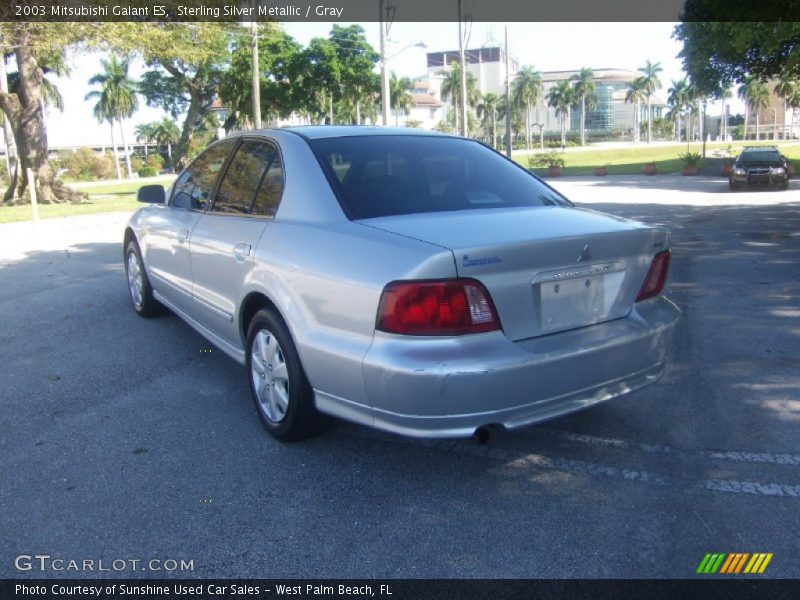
[
  {"xmin": 528, "ymin": 150, "xmax": 566, "ymax": 169},
  {"xmin": 56, "ymin": 148, "xmax": 115, "ymax": 181},
  {"xmin": 678, "ymin": 152, "xmax": 703, "ymax": 167},
  {"xmin": 137, "ymin": 166, "xmax": 158, "ymax": 178},
  {"xmin": 145, "ymin": 154, "xmax": 164, "ymax": 170}
]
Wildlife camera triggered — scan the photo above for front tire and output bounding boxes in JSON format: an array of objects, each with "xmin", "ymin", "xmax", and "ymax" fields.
[
  {"xmin": 125, "ymin": 240, "xmax": 162, "ymax": 317},
  {"xmin": 246, "ymin": 309, "xmax": 330, "ymax": 442},
  {"xmin": 728, "ymin": 179, "xmax": 740, "ymax": 192}
]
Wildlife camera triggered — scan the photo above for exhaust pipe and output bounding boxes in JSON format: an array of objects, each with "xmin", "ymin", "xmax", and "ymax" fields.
[{"xmin": 473, "ymin": 426, "xmax": 491, "ymax": 445}]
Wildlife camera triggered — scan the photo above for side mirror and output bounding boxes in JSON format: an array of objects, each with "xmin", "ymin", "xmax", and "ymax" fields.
[{"xmin": 137, "ymin": 184, "xmax": 166, "ymax": 204}]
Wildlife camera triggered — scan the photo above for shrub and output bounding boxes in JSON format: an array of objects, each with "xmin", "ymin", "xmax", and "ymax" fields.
[
  {"xmin": 137, "ymin": 166, "xmax": 158, "ymax": 178},
  {"xmin": 56, "ymin": 148, "xmax": 115, "ymax": 181},
  {"xmin": 678, "ymin": 152, "xmax": 703, "ymax": 167},
  {"xmin": 528, "ymin": 150, "xmax": 566, "ymax": 169},
  {"xmin": 145, "ymin": 154, "xmax": 164, "ymax": 170}
]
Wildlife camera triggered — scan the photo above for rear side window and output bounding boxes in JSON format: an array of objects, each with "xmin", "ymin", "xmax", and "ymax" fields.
[
  {"xmin": 171, "ymin": 139, "xmax": 235, "ymax": 210},
  {"xmin": 309, "ymin": 136, "xmax": 570, "ymax": 219},
  {"xmin": 211, "ymin": 139, "xmax": 284, "ymax": 217}
]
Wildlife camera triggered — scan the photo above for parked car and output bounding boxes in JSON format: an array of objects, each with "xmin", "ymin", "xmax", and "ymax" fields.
[
  {"xmin": 124, "ymin": 127, "xmax": 680, "ymax": 442},
  {"xmin": 729, "ymin": 146, "xmax": 790, "ymax": 191}
]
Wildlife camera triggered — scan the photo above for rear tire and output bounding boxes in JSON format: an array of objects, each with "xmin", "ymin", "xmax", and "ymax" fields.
[
  {"xmin": 125, "ymin": 240, "xmax": 162, "ymax": 317},
  {"xmin": 245, "ymin": 309, "xmax": 330, "ymax": 442}
]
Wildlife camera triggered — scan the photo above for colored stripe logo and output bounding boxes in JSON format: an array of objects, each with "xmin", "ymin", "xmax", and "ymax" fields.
[{"xmin": 696, "ymin": 553, "xmax": 772, "ymax": 574}]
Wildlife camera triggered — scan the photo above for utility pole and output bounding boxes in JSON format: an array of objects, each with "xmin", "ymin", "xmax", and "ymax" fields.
[
  {"xmin": 504, "ymin": 26, "xmax": 511, "ymax": 157},
  {"xmin": 457, "ymin": 0, "xmax": 468, "ymax": 137},
  {"xmin": 250, "ymin": 18, "xmax": 262, "ymax": 130},
  {"xmin": 379, "ymin": 0, "xmax": 390, "ymax": 126}
]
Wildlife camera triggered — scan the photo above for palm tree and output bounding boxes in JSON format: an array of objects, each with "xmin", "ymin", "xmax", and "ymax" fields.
[
  {"xmin": 389, "ymin": 73, "xmax": 414, "ymax": 126},
  {"xmin": 89, "ymin": 97, "xmax": 122, "ymax": 180},
  {"xmin": 477, "ymin": 93, "xmax": 501, "ymax": 148},
  {"xmin": 86, "ymin": 55, "xmax": 139, "ymax": 178},
  {"xmin": 718, "ymin": 87, "xmax": 732, "ymax": 141},
  {"xmin": 738, "ymin": 75, "xmax": 770, "ymax": 140},
  {"xmin": 571, "ymin": 68, "xmax": 596, "ymax": 146},
  {"xmin": 625, "ymin": 76, "xmax": 648, "ymax": 144},
  {"xmin": 134, "ymin": 122, "xmax": 157, "ymax": 158},
  {"xmin": 774, "ymin": 75, "xmax": 798, "ymax": 141},
  {"xmin": 152, "ymin": 118, "xmax": 181, "ymax": 162},
  {"xmin": 667, "ymin": 79, "xmax": 689, "ymax": 141},
  {"xmin": 546, "ymin": 80, "xmax": 574, "ymax": 147},
  {"xmin": 638, "ymin": 60, "xmax": 663, "ymax": 143},
  {"xmin": 511, "ymin": 66, "xmax": 543, "ymax": 150},
  {"xmin": 439, "ymin": 61, "xmax": 479, "ymax": 135}
]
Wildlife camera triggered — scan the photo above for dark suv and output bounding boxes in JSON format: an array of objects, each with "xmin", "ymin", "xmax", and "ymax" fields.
[{"xmin": 729, "ymin": 146, "xmax": 790, "ymax": 191}]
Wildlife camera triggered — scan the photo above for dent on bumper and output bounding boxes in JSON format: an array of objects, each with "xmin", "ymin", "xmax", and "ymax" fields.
[{"xmin": 360, "ymin": 296, "xmax": 680, "ymax": 438}]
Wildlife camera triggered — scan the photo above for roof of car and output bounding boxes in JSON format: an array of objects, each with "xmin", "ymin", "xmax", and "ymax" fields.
[
  {"xmin": 741, "ymin": 146, "xmax": 779, "ymax": 152},
  {"xmin": 277, "ymin": 126, "xmax": 452, "ymax": 140}
]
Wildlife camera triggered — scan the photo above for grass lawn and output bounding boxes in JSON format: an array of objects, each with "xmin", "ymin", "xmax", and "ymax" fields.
[
  {"xmin": 518, "ymin": 140, "xmax": 800, "ymax": 177},
  {"xmin": 0, "ymin": 176, "xmax": 176, "ymax": 224}
]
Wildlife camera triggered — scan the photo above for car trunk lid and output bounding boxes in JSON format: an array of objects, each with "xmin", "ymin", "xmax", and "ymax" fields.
[{"xmin": 360, "ymin": 207, "xmax": 670, "ymax": 341}]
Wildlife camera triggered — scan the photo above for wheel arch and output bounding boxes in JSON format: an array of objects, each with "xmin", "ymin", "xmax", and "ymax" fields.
[
  {"xmin": 123, "ymin": 227, "xmax": 137, "ymax": 260},
  {"xmin": 239, "ymin": 291, "xmax": 284, "ymax": 348}
]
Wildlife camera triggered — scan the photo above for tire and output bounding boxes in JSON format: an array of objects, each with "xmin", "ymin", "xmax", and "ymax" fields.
[
  {"xmin": 125, "ymin": 240, "xmax": 162, "ymax": 317},
  {"xmin": 245, "ymin": 309, "xmax": 330, "ymax": 442},
  {"xmin": 779, "ymin": 180, "xmax": 789, "ymax": 191},
  {"xmin": 728, "ymin": 180, "xmax": 740, "ymax": 192}
]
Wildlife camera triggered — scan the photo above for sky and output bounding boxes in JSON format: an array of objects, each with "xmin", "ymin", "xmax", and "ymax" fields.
[{"xmin": 31, "ymin": 21, "xmax": 729, "ymax": 149}]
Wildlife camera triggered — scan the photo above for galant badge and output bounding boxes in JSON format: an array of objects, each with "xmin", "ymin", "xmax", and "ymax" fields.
[{"xmin": 577, "ymin": 243, "xmax": 591, "ymax": 263}]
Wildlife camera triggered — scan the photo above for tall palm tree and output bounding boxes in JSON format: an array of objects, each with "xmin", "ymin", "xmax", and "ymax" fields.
[
  {"xmin": 477, "ymin": 93, "xmax": 501, "ymax": 148},
  {"xmin": 667, "ymin": 79, "xmax": 689, "ymax": 141},
  {"xmin": 625, "ymin": 76, "xmax": 648, "ymax": 144},
  {"xmin": 90, "ymin": 97, "xmax": 122, "ymax": 180},
  {"xmin": 718, "ymin": 87, "xmax": 732, "ymax": 141},
  {"xmin": 86, "ymin": 55, "xmax": 139, "ymax": 178},
  {"xmin": 389, "ymin": 73, "xmax": 414, "ymax": 126},
  {"xmin": 787, "ymin": 85, "xmax": 800, "ymax": 140},
  {"xmin": 439, "ymin": 61, "xmax": 479, "ymax": 135},
  {"xmin": 511, "ymin": 66, "xmax": 543, "ymax": 150},
  {"xmin": 134, "ymin": 122, "xmax": 157, "ymax": 158},
  {"xmin": 546, "ymin": 80, "xmax": 574, "ymax": 147},
  {"xmin": 738, "ymin": 75, "xmax": 770, "ymax": 140},
  {"xmin": 638, "ymin": 60, "xmax": 663, "ymax": 143},
  {"xmin": 153, "ymin": 118, "xmax": 181, "ymax": 162},
  {"xmin": 570, "ymin": 68, "xmax": 596, "ymax": 146},
  {"xmin": 774, "ymin": 75, "xmax": 798, "ymax": 141}
]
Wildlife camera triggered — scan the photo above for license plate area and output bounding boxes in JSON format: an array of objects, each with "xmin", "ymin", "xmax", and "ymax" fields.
[
  {"xmin": 540, "ymin": 275, "xmax": 605, "ymax": 331},
  {"xmin": 533, "ymin": 263, "xmax": 625, "ymax": 333}
]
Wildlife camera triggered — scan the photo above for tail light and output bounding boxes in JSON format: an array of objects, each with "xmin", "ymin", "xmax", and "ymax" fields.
[
  {"xmin": 636, "ymin": 250, "xmax": 671, "ymax": 302},
  {"xmin": 376, "ymin": 279, "xmax": 501, "ymax": 336}
]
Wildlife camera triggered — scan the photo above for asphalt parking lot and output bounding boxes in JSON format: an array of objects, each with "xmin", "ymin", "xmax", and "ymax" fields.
[{"xmin": 1, "ymin": 174, "xmax": 799, "ymax": 578}]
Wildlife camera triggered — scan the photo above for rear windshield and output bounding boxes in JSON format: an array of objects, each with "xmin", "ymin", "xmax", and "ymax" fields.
[
  {"xmin": 740, "ymin": 150, "xmax": 782, "ymax": 162},
  {"xmin": 308, "ymin": 136, "xmax": 571, "ymax": 219}
]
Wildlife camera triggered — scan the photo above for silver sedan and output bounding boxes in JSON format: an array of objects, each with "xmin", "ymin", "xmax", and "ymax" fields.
[{"xmin": 124, "ymin": 127, "xmax": 680, "ymax": 442}]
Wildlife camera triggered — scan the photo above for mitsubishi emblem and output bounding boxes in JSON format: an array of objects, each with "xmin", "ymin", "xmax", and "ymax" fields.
[{"xmin": 577, "ymin": 243, "xmax": 591, "ymax": 263}]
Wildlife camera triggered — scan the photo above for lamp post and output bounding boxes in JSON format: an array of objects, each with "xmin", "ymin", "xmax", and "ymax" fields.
[{"xmin": 379, "ymin": 2, "xmax": 426, "ymax": 126}]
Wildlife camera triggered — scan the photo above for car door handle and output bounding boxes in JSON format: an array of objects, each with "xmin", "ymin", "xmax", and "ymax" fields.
[
  {"xmin": 177, "ymin": 229, "xmax": 190, "ymax": 243},
  {"xmin": 233, "ymin": 243, "xmax": 251, "ymax": 262}
]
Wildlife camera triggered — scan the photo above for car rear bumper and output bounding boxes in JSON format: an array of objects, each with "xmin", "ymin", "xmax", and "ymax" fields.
[{"xmin": 358, "ymin": 296, "xmax": 680, "ymax": 438}]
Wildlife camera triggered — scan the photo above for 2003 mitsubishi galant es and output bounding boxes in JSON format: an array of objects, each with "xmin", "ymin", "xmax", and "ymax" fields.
[{"xmin": 124, "ymin": 127, "xmax": 680, "ymax": 442}]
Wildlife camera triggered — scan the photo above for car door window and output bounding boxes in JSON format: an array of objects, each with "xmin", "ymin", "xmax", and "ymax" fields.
[
  {"xmin": 213, "ymin": 140, "xmax": 276, "ymax": 215},
  {"xmin": 171, "ymin": 139, "xmax": 235, "ymax": 210},
  {"xmin": 251, "ymin": 149, "xmax": 285, "ymax": 218}
]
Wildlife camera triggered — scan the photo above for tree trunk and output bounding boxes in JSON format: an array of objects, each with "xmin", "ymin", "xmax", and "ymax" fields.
[
  {"xmin": 744, "ymin": 105, "xmax": 749, "ymax": 140},
  {"xmin": 118, "ymin": 119, "xmax": 133, "ymax": 179},
  {"xmin": 0, "ymin": 52, "xmax": 18, "ymax": 203},
  {"xmin": 647, "ymin": 97, "xmax": 652, "ymax": 143},
  {"xmin": 580, "ymin": 96, "xmax": 586, "ymax": 146},
  {"xmin": 756, "ymin": 113, "xmax": 760, "ymax": 140},
  {"xmin": 491, "ymin": 107, "xmax": 496, "ymax": 149},
  {"xmin": 0, "ymin": 42, "xmax": 83, "ymax": 204},
  {"xmin": 109, "ymin": 122, "xmax": 122, "ymax": 180},
  {"xmin": 525, "ymin": 102, "xmax": 531, "ymax": 150},
  {"xmin": 173, "ymin": 94, "xmax": 203, "ymax": 170}
]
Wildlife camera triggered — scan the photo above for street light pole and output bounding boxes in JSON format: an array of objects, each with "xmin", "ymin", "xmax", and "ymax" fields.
[
  {"xmin": 457, "ymin": 0, "xmax": 468, "ymax": 137},
  {"xmin": 379, "ymin": 0, "xmax": 390, "ymax": 126}
]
